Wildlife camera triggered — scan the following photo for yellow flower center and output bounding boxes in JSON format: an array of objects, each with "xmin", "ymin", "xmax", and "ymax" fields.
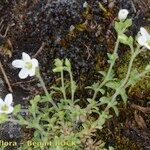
[
  {"xmin": 25, "ymin": 62, "xmax": 33, "ymax": 69},
  {"xmin": 1, "ymin": 104, "xmax": 8, "ymax": 112}
]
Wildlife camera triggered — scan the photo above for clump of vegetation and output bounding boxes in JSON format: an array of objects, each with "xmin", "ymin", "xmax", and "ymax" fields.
[{"xmin": 0, "ymin": 8, "xmax": 150, "ymax": 150}]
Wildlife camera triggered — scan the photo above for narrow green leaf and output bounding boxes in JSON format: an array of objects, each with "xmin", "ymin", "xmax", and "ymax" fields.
[
  {"xmin": 123, "ymin": 19, "xmax": 132, "ymax": 29},
  {"xmin": 72, "ymin": 81, "xmax": 77, "ymax": 92},
  {"xmin": 53, "ymin": 66, "xmax": 64, "ymax": 72},
  {"xmin": 54, "ymin": 59, "xmax": 63, "ymax": 67},
  {"xmin": 99, "ymin": 89, "xmax": 105, "ymax": 95},
  {"xmin": 98, "ymin": 71, "xmax": 106, "ymax": 77},
  {"xmin": 114, "ymin": 22, "xmax": 121, "ymax": 32},
  {"xmin": 51, "ymin": 86, "xmax": 61, "ymax": 92},
  {"xmin": 65, "ymin": 58, "xmax": 71, "ymax": 68},
  {"xmin": 112, "ymin": 105, "xmax": 119, "ymax": 116},
  {"xmin": 118, "ymin": 33, "xmax": 129, "ymax": 45},
  {"xmin": 0, "ymin": 114, "xmax": 8, "ymax": 124},
  {"xmin": 13, "ymin": 104, "xmax": 21, "ymax": 116},
  {"xmin": 99, "ymin": 97, "xmax": 111, "ymax": 104},
  {"xmin": 119, "ymin": 88, "xmax": 128, "ymax": 103},
  {"xmin": 105, "ymin": 81, "xmax": 120, "ymax": 90}
]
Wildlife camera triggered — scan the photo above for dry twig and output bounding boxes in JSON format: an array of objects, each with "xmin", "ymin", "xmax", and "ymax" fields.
[
  {"xmin": 0, "ymin": 61, "xmax": 13, "ymax": 92},
  {"xmin": 33, "ymin": 42, "xmax": 46, "ymax": 58}
]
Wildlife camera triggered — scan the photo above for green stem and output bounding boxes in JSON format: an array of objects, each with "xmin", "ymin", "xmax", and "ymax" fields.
[
  {"xmin": 36, "ymin": 71, "xmax": 57, "ymax": 109},
  {"xmin": 129, "ymin": 44, "xmax": 134, "ymax": 54},
  {"xmin": 92, "ymin": 38, "xmax": 120, "ymax": 100},
  {"xmin": 105, "ymin": 49, "xmax": 140, "ymax": 112},
  {"xmin": 106, "ymin": 38, "xmax": 119, "ymax": 79},
  {"xmin": 61, "ymin": 70, "xmax": 67, "ymax": 100},
  {"xmin": 69, "ymin": 70, "xmax": 75, "ymax": 102}
]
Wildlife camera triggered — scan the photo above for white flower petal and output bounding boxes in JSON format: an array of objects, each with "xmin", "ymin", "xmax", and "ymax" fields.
[
  {"xmin": 140, "ymin": 27, "xmax": 149, "ymax": 39},
  {"xmin": 28, "ymin": 68, "xmax": 36, "ymax": 76},
  {"xmin": 4, "ymin": 94, "xmax": 13, "ymax": 105},
  {"xmin": 137, "ymin": 36, "xmax": 146, "ymax": 46},
  {"xmin": 137, "ymin": 27, "xmax": 150, "ymax": 49},
  {"xmin": 12, "ymin": 60, "xmax": 25, "ymax": 68},
  {"xmin": 31, "ymin": 58, "xmax": 39, "ymax": 68},
  {"xmin": 22, "ymin": 52, "xmax": 31, "ymax": 62},
  {"xmin": 19, "ymin": 68, "xmax": 29, "ymax": 79},
  {"xmin": 0, "ymin": 98, "xmax": 4, "ymax": 105},
  {"xmin": 5, "ymin": 106, "xmax": 14, "ymax": 114},
  {"xmin": 145, "ymin": 43, "xmax": 150, "ymax": 50}
]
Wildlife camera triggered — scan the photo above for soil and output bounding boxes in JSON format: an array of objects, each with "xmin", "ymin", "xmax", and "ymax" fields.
[{"xmin": 0, "ymin": 0, "xmax": 150, "ymax": 149}]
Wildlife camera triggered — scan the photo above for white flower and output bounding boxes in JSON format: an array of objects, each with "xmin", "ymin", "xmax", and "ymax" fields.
[
  {"xmin": 137, "ymin": 27, "xmax": 150, "ymax": 50},
  {"xmin": 83, "ymin": 1, "xmax": 88, "ymax": 8},
  {"xmin": 0, "ymin": 94, "xmax": 14, "ymax": 114},
  {"xmin": 12, "ymin": 52, "xmax": 39, "ymax": 79},
  {"xmin": 118, "ymin": 9, "xmax": 129, "ymax": 21}
]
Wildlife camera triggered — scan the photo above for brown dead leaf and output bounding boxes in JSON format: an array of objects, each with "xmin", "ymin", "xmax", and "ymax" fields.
[
  {"xmin": 0, "ymin": 38, "xmax": 13, "ymax": 57},
  {"xmin": 134, "ymin": 111, "xmax": 147, "ymax": 129},
  {"xmin": 130, "ymin": 103, "xmax": 150, "ymax": 113}
]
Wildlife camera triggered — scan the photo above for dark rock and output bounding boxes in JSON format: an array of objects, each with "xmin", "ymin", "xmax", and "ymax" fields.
[
  {"xmin": 0, "ymin": 121, "xmax": 22, "ymax": 149},
  {"xmin": 0, "ymin": 121, "xmax": 21, "ymax": 141}
]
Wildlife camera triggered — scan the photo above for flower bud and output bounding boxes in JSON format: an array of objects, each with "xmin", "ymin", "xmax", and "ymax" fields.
[
  {"xmin": 83, "ymin": 1, "xmax": 88, "ymax": 8},
  {"xmin": 118, "ymin": 9, "xmax": 129, "ymax": 21}
]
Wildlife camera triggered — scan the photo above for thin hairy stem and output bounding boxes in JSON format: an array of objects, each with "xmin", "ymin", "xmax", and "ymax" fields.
[
  {"xmin": 69, "ymin": 70, "xmax": 75, "ymax": 102},
  {"xmin": 61, "ymin": 70, "xmax": 67, "ymax": 100},
  {"xmin": 92, "ymin": 38, "xmax": 120, "ymax": 100},
  {"xmin": 36, "ymin": 71, "xmax": 57, "ymax": 109},
  {"xmin": 104, "ymin": 48, "xmax": 141, "ymax": 112}
]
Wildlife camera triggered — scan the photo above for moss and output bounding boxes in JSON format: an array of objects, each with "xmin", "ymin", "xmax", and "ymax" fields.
[
  {"xmin": 97, "ymin": 126, "xmax": 139, "ymax": 150},
  {"xmin": 116, "ymin": 50, "xmax": 150, "ymax": 99},
  {"xmin": 128, "ymin": 77, "xmax": 150, "ymax": 99},
  {"xmin": 114, "ymin": 136, "xmax": 138, "ymax": 150}
]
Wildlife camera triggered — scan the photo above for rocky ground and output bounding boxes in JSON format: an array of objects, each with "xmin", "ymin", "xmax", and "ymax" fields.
[{"xmin": 0, "ymin": 0, "xmax": 150, "ymax": 149}]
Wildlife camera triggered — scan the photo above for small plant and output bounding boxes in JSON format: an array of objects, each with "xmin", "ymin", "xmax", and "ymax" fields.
[{"xmin": 0, "ymin": 9, "xmax": 150, "ymax": 150}]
